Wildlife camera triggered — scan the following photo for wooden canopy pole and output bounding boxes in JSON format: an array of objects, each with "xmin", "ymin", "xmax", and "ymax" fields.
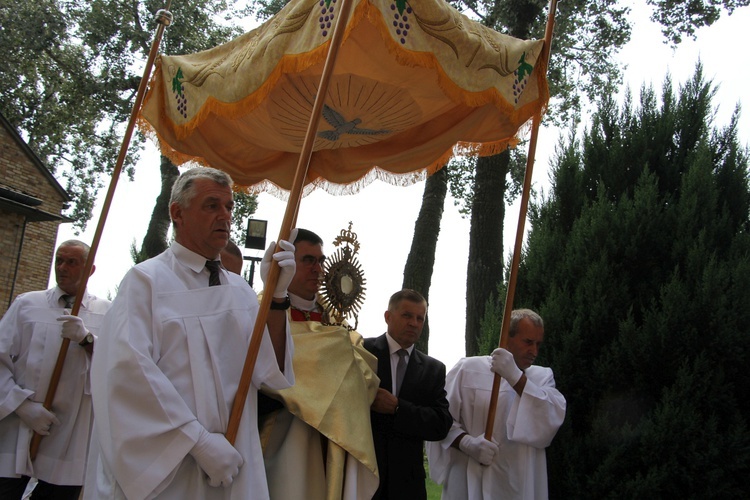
[
  {"xmin": 484, "ymin": 0, "xmax": 558, "ymax": 441},
  {"xmin": 225, "ymin": 0, "xmax": 355, "ymax": 444},
  {"xmin": 30, "ymin": 3, "xmax": 174, "ymax": 460}
]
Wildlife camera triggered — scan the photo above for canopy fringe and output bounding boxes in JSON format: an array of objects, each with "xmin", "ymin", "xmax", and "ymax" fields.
[{"xmin": 137, "ymin": 0, "xmax": 549, "ymax": 194}]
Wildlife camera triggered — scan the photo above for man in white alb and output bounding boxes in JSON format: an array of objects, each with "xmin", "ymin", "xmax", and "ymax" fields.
[
  {"xmin": 85, "ymin": 167, "xmax": 296, "ymax": 499},
  {"xmin": 0, "ymin": 240, "xmax": 110, "ymax": 499},
  {"xmin": 427, "ymin": 309, "xmax": 566, "ymax": 499}
]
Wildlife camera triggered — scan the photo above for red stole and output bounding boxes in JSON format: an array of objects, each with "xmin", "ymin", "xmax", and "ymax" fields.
[{"xmin": 290, "ymin": 308, "xmax": 323, "ymax": 322}]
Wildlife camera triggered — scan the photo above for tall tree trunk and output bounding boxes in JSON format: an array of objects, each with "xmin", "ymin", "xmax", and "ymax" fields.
[
  {"xmin": 460, "ymin": 0, "xmax": 542, "ymax": 356},
  {"xmin": 465, "ymin": 151, "xmax": 508, "ymax": 356},
  {"xmin": 397, "ymin": 3, "xmax": 543, "ymax": 358},
  {"xmin": 402, "ymin": 167, "xmax": 448, "ymax": 354},
  {"xmin": 137, "ymin": 155, "xmax": 179, "ymax": 261}
]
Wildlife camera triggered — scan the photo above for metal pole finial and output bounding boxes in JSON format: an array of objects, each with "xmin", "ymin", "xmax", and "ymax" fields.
[{"xmin": 155, "ymin": 9, "xmax": 173, "ymax": 26}]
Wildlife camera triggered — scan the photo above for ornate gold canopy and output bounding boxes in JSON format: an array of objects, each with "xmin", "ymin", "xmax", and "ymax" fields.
[{"xmin": 139, "ymin": 0, "xmax": 548, "ymax": 195}]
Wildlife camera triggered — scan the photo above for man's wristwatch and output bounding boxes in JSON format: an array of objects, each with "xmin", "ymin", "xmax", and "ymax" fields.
[
  {"xmin": 79, "ymin": 332, "xmax": 94, "ymax": 346},
  {"xmin": 269, "ymin": 296, "xmax": 291, "ymax": 310}
]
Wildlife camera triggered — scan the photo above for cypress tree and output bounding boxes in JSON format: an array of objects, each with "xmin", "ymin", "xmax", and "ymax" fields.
[{"xmin": 515, "ymin": 65, "xmax": 750, "ymax": 497}]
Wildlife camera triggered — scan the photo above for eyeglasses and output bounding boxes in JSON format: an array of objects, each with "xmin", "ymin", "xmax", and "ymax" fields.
[{"xmin": 300, "ymin": 255, "xmax": 326, "ymax": 267}]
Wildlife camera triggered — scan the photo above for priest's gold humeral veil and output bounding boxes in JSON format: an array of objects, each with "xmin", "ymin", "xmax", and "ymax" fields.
[{"xmin": 259, "ymin": 224, "xmax": 380, "ymax": 499}]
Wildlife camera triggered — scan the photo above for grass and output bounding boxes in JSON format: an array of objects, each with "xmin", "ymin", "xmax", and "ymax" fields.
[
  {"xmin": 424, "ymin": 455, "xmax": 442, "ymax": 500},
  {"xmin": 426, "ymin": 476, "xmax": 442, "ymax": 499}
]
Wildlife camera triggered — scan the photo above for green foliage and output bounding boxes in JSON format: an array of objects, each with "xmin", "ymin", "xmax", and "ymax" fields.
[
  {"xmin": 446, "ymin": 0, "xmax": 747, "ymax": 209},
  {"xmin": 476, "ymin": 285, "xmax": 505, "ymax": 355},
  {"xmin": 130, "ymin": 240, "xmax": 148, "ymax": 265},
  {"xmin": 647, "ymin": 0, "xmax": 750, "ymax": 44},
  {"xmin": 0, "ymin": 0, "xmax": 134, "ymax": 229},
  {"xmin": 453, "ymin": 0, "xmax": 632, "ymax": 127},
  {"xmin": 477, "ymin": 290, "xmax": 501, "ymax": 355},
  {"xmin": 447, "ymin": 148, "xmax": 527, "ymax": 216},
  {"xmin": 445, "ymin": 155, "xmax": 476, "ymax": 216},
  {"xmin": 516, "ymin": 66, "xmax": 750, "ymax": 497},
  {"xmin": 231, "ymin": 190, "xmax": 260, "ymax": 244},
  {"xmin": 250, "ymin": 0, "xmax": 291, "ymax": 19},
  {"xmin": 0, "ymin": 0, "xmax": 254, "ymax": 231}
]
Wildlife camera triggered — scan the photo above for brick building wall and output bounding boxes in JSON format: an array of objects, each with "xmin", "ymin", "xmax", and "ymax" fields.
[{"xmin": 0, "ymin": 114, "xmax": 70, "ymax": 315}]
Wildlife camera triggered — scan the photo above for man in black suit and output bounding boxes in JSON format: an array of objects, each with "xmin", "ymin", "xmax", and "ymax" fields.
[{"xmin": 364, "ymin": 289, "xmax": 453, "ymax": 499}]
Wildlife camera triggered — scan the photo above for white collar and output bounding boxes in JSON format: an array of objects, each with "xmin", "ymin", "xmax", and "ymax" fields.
[
  {"xmin": 54, "ymin": 286, "xmax": 87, "ymax": 307},
  {"xmin": 385, "ymin": 332, "xmax": 414, "ymax": 356},
  {"xmin": 172, "ymin": 241, "xmax": 221, "ymax": 274},
  {"xmin": 289, "ymin": 292, "xmax": 319, "ymax": 312}
]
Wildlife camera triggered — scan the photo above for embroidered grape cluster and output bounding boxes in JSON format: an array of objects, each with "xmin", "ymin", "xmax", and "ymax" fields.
[
  {"xmin": 171, "ymin": 68, "xmax": 188, "ymax": 119},
  {"xmin": 512, "ymin": 53, "xmax": 533, "ymax": 105},
  {"xmin": 512, "ymin": 73, "xmax": 528, "ymax": 104},
  {"xmin": 390, "ymin": 2, "xmax": 413, "ymax": 45},
  {"xmin": 318, "ymin": 0, "xmax": 337, "ymax": 37}
]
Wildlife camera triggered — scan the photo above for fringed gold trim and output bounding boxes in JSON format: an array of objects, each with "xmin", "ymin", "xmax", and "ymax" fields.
[
  {"xmin": 165, "ymin": 46, "xmax": 334, "ymax": 142},
  {"xmin": 362, "ymin": 1, "xmax": 549, "ymax": 126},
  {"xmin": 137, "ymin": 0, "xmax": 550, "ymax": 196},
  {"xmin": 235, "ymin": 121, "xmax": 463, "ymax": 199},
  {"xmin": 140, "ymin": 0, "xmax": 548, "ymax": 143},
  {"xmin": 145, "ymin": 2, "xmax": 374, "ymax": 144}
]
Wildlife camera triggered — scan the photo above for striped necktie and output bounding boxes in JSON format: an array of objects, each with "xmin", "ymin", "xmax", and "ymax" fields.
[
  {"xmin": 61, "ymin": 295, "xmax": 75, "ymax": 308},
  {"xmin": 205, "ymin": 260, "xmax": 222, "ymax": 287}
]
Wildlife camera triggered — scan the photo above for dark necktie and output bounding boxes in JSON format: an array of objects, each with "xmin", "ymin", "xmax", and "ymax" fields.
[
  {"xmin": 61, "ymin": 295, "xmax": 75, "ymax": 308},
  {"xmin": 395, "ymin": 349, "xmax": 408, "ymax": 396},
  {"xmin": 205, "ymin": 260, "xmax": 222, "ymax": 287}
]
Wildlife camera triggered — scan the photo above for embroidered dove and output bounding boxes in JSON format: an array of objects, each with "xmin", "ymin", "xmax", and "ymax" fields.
[{"xmin": 317, "ymin": 104, "xmax": 390, "ymax": 141}]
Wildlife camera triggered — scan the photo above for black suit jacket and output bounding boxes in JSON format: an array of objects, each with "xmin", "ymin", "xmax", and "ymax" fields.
[{"xmin": 364, "ymin": 334, "xmax": 452, "ymax": 500}]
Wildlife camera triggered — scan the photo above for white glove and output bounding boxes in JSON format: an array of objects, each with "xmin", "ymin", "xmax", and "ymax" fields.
[
  {"xmin": 458, "ymin": 434, "xmax": 499, "ymax": 466},
  {"xmin": 15, "ymin": 400, "xmax": 60, "ymax": 436},
  {"xmin": 260, "ymin": 232, "xmax": 297, "ymax": 298},
  {"xmin": 57, "ymin": 314, "xmax": 89, "ymax": 343},
  {"xmin": 190, "ymin": 428, "xmax": 244, "ymax": 487},
  {"xmin": 490, "ymin": 348, "xmax": 523, "ymax": 386}
]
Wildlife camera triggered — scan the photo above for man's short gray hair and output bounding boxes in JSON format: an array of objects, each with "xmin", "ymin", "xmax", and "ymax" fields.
[
  {"xmin": 388, "ymin": 289, "xmax": 428, "ymax": 312},
  {"xmin": 58, "ymin": 239, "xmax": 91, "ymax": 261},
  {"xmin": 170, "ymin": 167, "xmax": 233, "ymax": 209},
  {"xmin": 509, "ymin": 309, "xmax": 543, "ymax": 337}
]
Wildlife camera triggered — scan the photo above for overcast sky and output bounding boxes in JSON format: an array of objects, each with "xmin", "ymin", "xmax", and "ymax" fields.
[{"xmin": 52, "ymin": 4, "xmax": 749, "ymax": 371}]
